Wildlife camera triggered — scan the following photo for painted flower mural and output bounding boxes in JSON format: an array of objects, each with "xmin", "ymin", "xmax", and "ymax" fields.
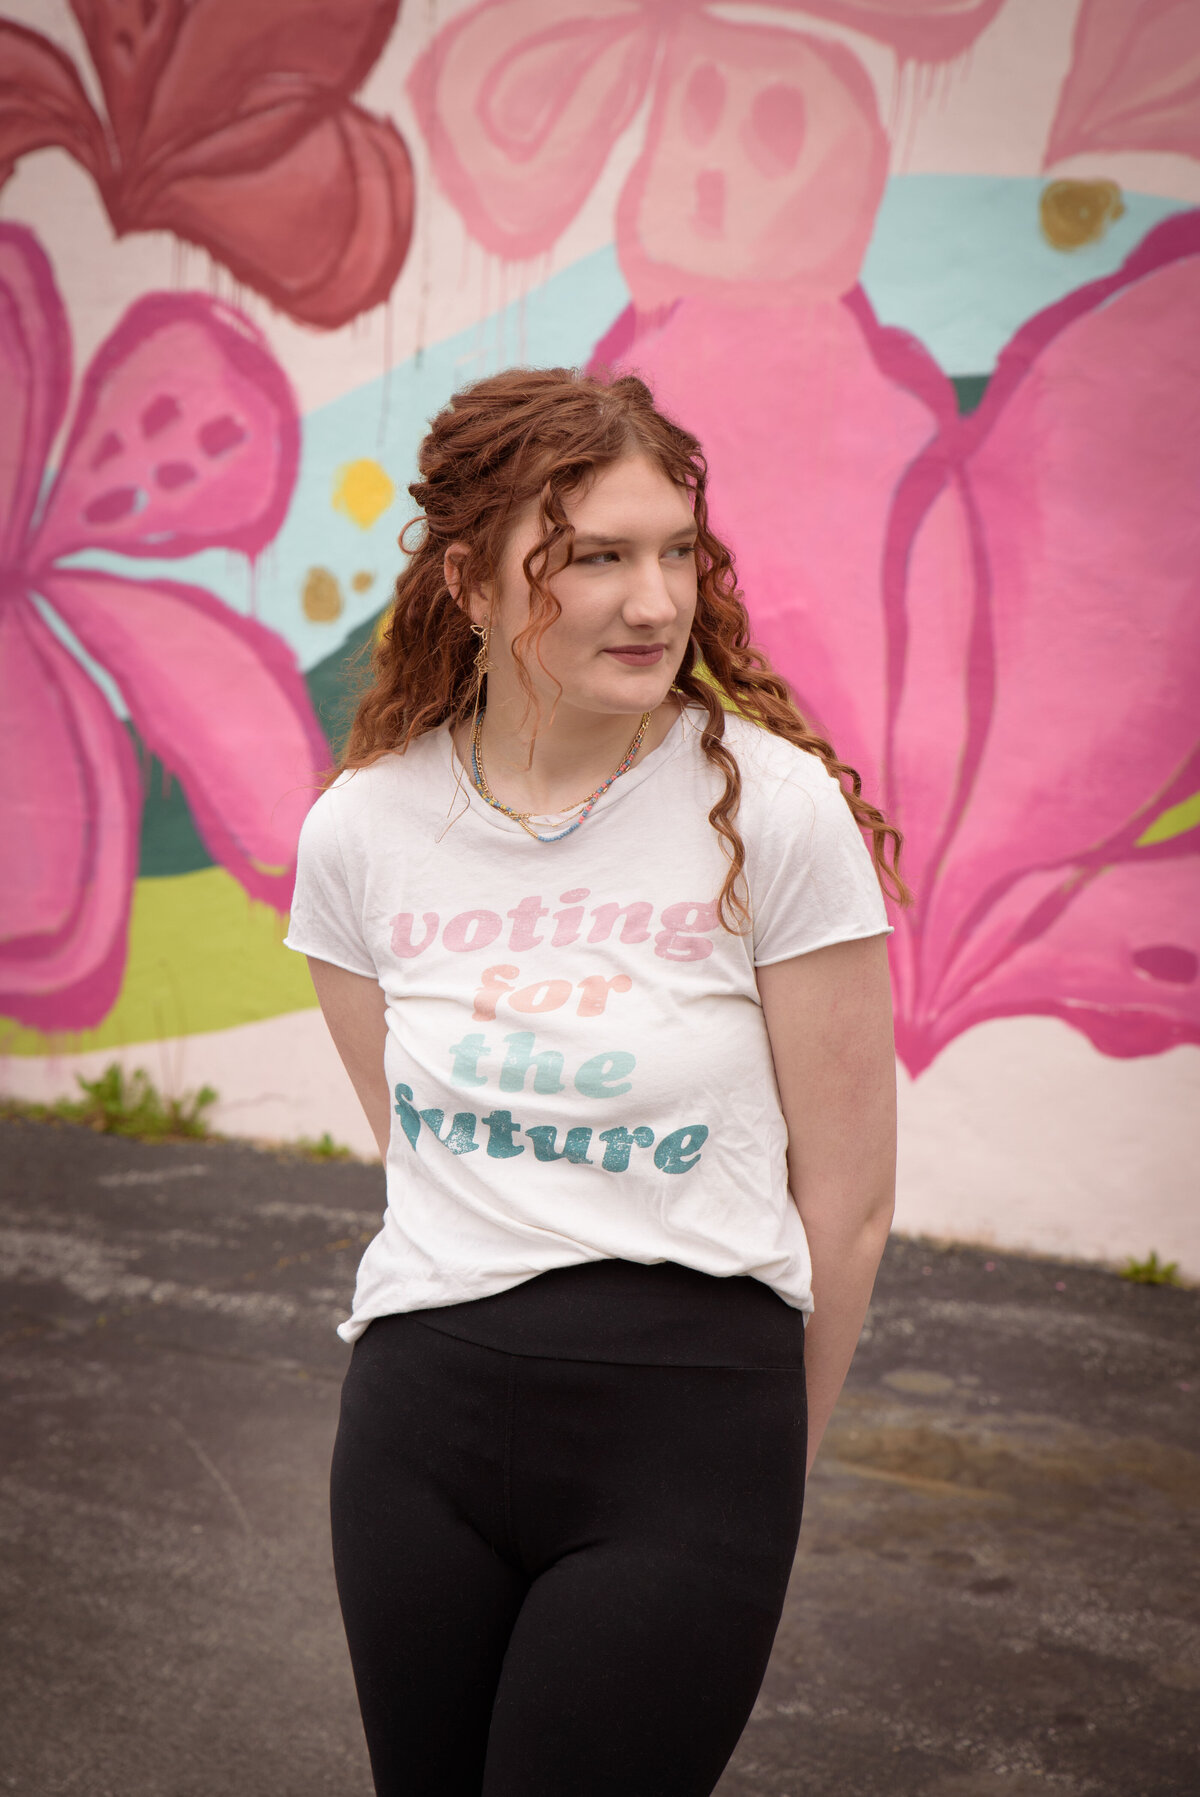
[
  {"xmin": 0, "ymin": 223, "xmax": 327, "ymax": 1031},
  {"xmin": 590, "ymin": 213, "xmax": 1200, "ymax": 1073},
  {"xmin": 0, "ymin": 0, "xmax": 413, "ymax": 328},
  {"xmin": 409, "ymin": 0, "xmax": 1003, "ymax": 308},
  {"xmin": 1045, "ymin": 0, "xmax": 1200, "ymax": 166}
]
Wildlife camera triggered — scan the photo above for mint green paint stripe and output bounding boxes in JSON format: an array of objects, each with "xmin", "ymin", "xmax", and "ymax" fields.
[{"xmin": 860, "ymin": 175, "xmax": 1191, "ymax": 376}]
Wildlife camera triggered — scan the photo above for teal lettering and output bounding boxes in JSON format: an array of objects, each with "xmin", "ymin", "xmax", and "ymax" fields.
[
  {"xmin": 393, "ymin": 1083, "xmax": 420, "ymax": 1150},
  {"xmin": 499, "ymin": 1030, "xmax": 565, "ymax": 1095},
  {"xmin": 654, "ymin": 1125, "xmax": 709, "ymax": 1174},
  {"xmin": 481, "ymin": 1109, "xmax": 525, "ymax": 1159},
  {"xmin": 419, "ymin": 1108, "xmax": 480, "ymax": 1155},
  {"xmin": 575, "ymin": 1050, "xmax": 636, "ymax": 1098},
  {"xmin": 597, "ymin": 1125, "xmax": 654, "ymax": 1172},
  {"xmin": 448, "ymin": 1032, "xmax": 490, "ymax": 1088},
  {"xmin": 525, "ymin": 1125, "xmax": 594, "ymax": 1165}
]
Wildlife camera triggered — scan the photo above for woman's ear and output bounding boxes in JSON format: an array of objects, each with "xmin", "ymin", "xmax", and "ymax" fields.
[
  {"xmin": 443, "ymin": 541, "xmax": 468, "ymax": 606},
  {"xmin": 443, "ymin": 541, "xmax": 491, "ymax": 628}
]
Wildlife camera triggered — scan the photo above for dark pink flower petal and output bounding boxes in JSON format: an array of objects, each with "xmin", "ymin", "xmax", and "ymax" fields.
[
  {"xmin": 919, "ymin": 221, "xmax": 1200, "ymax": 1000},
  {"xmin": 0, "ymin": 598, "xmax": 140, "ymax": 1031},
  {"xmin": 31, "ymin": 292, "xmax": 299, "ymax": 566},
  {"xmin": 0, "ymin": 19, "xmax": 106, "ymax": 185},
  {"xmin": 915, "ymin": 856, "xmax": 1200, "ymax": 1068},
  {"xmin": 72, "ymin": 0, "xmax": 399, "ymax": 160},
  {"xmin": 409, "ymin": 0, "xmax": 653, "ymax": 260},
  {"xmin": 617, "ymin": 14, "xmax": 888, "ymax": 309},
  {"xmin": 39, "ymin": 570, "xmax": 328, "ymax": 910},
  {"xmin": 768, "ymin": 0, "xmax": 1007, "ymax": 62},
  {"xmin": 0, "ymin": 223, "xmax": 71, "ymax": 562},
  {"xmin": 129, "ymin": 102, "xmax": 414, "ymax": 332},
  {"xmin": 1045, "ymin": 0, "xmax": 1200, "ymax": 167}
]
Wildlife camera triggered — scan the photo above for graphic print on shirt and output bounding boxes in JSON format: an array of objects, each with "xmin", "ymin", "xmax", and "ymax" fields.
[{"xmin": 390, "ymin": 886, "xmax": 717, "ymax": 1176}]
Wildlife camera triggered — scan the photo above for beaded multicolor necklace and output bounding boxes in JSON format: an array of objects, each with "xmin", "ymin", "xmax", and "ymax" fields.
[{"xmin": 470, "ymin": 708, "xmax": 653, "ymax": 843}]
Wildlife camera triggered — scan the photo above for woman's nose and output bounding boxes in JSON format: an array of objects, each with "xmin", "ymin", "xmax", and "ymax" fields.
[{"xmin": 623, "ymin": 558, "xmax": 680, "ymax": 625}]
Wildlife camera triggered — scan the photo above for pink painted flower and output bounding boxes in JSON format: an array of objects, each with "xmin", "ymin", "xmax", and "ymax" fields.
[
  {"xmin": 591, "ymin": 212, "xmax": 1200, "ymax": 1072},
  {"xmin": 0, "ymin": 0, "xmax": 413, "ymax": 329},
  {"xmin": 1046, "ymin": 0, "xmax": 1200, "ymax": 167},
  {"xmin": 409, "ymin": 0, "xmax": 1002, "ymax": 309},
  {"xmin": 0, "ymin": 224, "xmax": 327, "ymax": 1032}
]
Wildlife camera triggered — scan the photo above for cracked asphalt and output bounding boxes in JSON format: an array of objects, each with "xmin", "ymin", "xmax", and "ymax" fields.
[{"xmin": 0, "ymin": 1115, "xmax": 1196, "ymax": 1796}]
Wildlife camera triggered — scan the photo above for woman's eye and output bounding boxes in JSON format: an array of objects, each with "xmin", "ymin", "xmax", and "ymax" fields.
[
  {"xmin": 666, "ymin": 545, "xmax": 695, "ymax": 559},
  {"xmin": 578, "ymin": 551, "xmax": 618, "ymax": 565}
]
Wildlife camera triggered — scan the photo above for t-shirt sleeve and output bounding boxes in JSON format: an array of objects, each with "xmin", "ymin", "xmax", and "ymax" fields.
[
  {"xmin": 283, "ymin": 783, "xmax": 377, "ymax": 978},
  {"xmin": 750, "ymin": 759, "xmax": 893, "ymax": 967}
]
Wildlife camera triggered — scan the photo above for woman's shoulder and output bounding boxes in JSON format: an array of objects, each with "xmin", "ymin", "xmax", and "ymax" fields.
[
  {"xmin": 318, "ymin": 732, "xmax": 448, "ymax": 810},
  {"xmin": 714, "ymin": 712, "xmax": 842, "ymax": 800}
]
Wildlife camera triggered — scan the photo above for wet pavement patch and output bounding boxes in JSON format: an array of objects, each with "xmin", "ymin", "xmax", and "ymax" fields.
[{"xmin": 0, "ymin": 1118, "xmax": 1196, "ymax": 1795}]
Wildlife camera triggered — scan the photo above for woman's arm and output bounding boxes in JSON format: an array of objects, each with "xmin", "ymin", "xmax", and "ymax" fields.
[
  {"xmin": 307, "ymin": 958, "xmax": 392, "ymax": 1160},
  {"xmin": 756, "ymin": 933, "xmax": 896, "ymax": 1478}
]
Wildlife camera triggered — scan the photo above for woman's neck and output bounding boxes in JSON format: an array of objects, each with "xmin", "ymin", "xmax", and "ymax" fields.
[{"xmin": 463, "ymin": 691, "xmax": 678, "ymax": 817}]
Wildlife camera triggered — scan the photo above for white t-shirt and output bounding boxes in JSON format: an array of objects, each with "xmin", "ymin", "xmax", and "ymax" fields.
[{"xmin": 284, "ymin": 707, "xmax": 892, "ymax": 1342}]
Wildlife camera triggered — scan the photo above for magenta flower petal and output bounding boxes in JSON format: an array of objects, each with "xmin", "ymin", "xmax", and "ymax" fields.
[
  {"xmin": 616, "ymin": 14, "xmax": 888, "ymax": 310},
  {"xmin": 31, "ymin": 292, "xmax": 299, "ymax": 567},
  {"xmin": 594, "ymin": 291, "xmax": 953, "ymax": 805},
  {"xmin": 39, "ymin": 569, "xmax": 329, "ymax": 909},
  {"xmin": 920, "ymin": 222, "xmax": 1200, "ymax": 994},
  {"xmin": 408, "ymin": 0, "xmax": 653, "ymax": 260},
  {"xmin": 0, "ymin": 223, "xmax": 71, "ymax": 561},
  {"xmin": 0, "ymin": 599, "xmax": 140, "ymax": 1030},
  {"xmin": 922, "ymin": 856, "xmax": 1200, "ymax": 1065}
]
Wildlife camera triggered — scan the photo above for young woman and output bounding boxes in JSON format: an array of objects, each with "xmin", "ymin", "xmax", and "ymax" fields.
[{"xmin": 285, "ymin": 366, "xmax": 905, "ymax": 1797}]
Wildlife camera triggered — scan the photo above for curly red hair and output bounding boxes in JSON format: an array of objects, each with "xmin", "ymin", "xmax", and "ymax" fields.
[{"xmin": 340, "ymin": 365, "xmax": 909, "ymax": 922}]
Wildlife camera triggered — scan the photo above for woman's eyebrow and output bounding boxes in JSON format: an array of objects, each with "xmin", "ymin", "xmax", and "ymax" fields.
[{"xmin": 572, "ymin": 528, "xmax": 698, "ymax": 548}]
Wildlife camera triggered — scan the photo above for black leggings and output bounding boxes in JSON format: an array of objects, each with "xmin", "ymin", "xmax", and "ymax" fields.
[{"xmin": 330, "ymin": 1310, "xmax": 808, "ymax": 1796}]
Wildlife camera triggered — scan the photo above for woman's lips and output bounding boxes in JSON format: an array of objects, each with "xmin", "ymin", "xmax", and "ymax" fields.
[{"xmin": 603, "ymin": 644, "xmax": 665, "ymax": 665}]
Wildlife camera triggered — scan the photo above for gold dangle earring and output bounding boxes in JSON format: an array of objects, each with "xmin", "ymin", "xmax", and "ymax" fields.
[{"xmin": 468, "ymin": 617, "xmax": 490, "ymax": 745}]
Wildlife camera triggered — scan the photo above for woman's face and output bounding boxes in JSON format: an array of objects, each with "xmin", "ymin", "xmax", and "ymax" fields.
[{"xmin": 479, "ymin": 452, "xmax": 699, "ymax": 723}]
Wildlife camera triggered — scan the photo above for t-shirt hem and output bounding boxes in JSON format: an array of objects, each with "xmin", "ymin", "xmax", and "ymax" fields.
[
  {"xmin": 753, "ymin": 919, "xmax": 894, "ymax": 969},
  {"xmin": 282, "ymin": 932, "xmax": 378, "ymax": 980}
]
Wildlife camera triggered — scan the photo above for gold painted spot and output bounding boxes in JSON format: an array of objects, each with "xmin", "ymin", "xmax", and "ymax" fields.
[
  {"xmin": 1039, "ymin": 179, "xmax": 1125, "ymax": 250},
  {"xmin": 350, "ymin": 570, "xmax": 375, "ymax": 593},
  {"xmin": 332, "ymin": 458, "xmax": 395, "ymax": 528},
  {"xmin": 302, "ymin": 566, "xmax": 343, "ymax": 623}
]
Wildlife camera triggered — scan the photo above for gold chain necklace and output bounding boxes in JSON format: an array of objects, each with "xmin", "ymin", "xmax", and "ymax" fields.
[{"xmin": 471, "ymin": 709, "xmax": 653, "ymax": 843}]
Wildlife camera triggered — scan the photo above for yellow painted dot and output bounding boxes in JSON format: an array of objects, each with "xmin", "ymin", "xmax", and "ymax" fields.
[
  {"xmin": 333, "ymin": 458, "xmax": 396, "ymax": 528},
  {"xmin": 302, "ymin": 566, "xmax": 343, "ymax": 623},
  {"xmin": 351, "ymin": 570, "xmax": 375, "ymax": 593},
  {"xmin": 1039, "ymin": 179, "xmax": 1125, "ymax": 251}
]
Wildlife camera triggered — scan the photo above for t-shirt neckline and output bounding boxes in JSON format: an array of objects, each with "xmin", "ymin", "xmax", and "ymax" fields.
[{"xmin": 446, "ymin": 703, "xmax": 695, "ymax": 837}]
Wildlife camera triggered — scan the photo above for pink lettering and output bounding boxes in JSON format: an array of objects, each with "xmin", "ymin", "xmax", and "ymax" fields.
[
  {"xmin": 575, "ymin": 974, "xmax": 633, "ymax": 1017},
  {"xmin": 444, "ymin": 909, "xmax": 503, "ymax": 954},
  {"xmin": 552, "ymin": 887, "xmax": 590, "ymax": 948},
  {"xmin": 507, "ymin": 894, "xmax": 549, "ymax": 950},
  {"xmin": 587, "ymin": 901, "xmax": 653, "ymax": 945},
  {"xmin": 654, "ymin": 901, "xmax": 719, "ymax": 961},
  {"xmin": 509, "ymin": 979, "xmax": 574, "ymax": 1015},
  {"xmin": 390, "ymin": 911, "xmax": 439, "ymax": 958}
]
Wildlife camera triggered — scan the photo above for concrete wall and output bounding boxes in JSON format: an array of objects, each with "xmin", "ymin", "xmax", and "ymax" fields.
[{"xmin": 2, "ymin": 0, "xmax": 1197, "ymax": 1275}]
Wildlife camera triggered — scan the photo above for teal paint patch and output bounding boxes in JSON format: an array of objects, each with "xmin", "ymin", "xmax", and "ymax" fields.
[
  {"xmin": 134, "ymin": 732, "xmax": 214, "ymax": 877},
  {"xmin": 861, "ymin": 176, "xmax": 1192, "ymax": 374},
  {"xmin": 951, "ymin": 374, "xmax": 990, "ymax": 415}
]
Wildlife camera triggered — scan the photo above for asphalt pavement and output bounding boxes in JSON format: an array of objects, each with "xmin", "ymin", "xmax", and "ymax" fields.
[{"xmin": 0, "ymin": 1116, "xmax": 1196, "ymax": 1796}]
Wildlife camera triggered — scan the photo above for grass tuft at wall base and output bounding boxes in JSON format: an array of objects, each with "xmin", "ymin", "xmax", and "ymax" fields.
[{"xmin": 0, "ymin": 868, "xmax": 317, "ymax": 1058}]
